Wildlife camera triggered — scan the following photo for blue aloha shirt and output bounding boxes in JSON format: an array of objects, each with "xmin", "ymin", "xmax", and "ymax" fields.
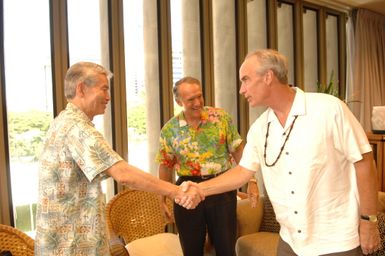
[
  {"xmin": 35, "ymin": 103, "xmax": 122, "ymax": 256},
  {"xmin": 156, "ymin": 106, "xmax": 242, "ymax": 176}
]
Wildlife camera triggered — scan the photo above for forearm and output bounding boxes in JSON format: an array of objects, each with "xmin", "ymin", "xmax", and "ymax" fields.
[
  {"xmin": 231, "ymin": 142, "xmax": 244, "ymax": 164},
  {"xmin": 158, "ymin": 164, "xmax": 174, "ymax": 202},
  {"xmin": 355, "ymin": 152, "xmax": 379, "ymax": 215},
  {"xmin": 198, "ymin": 165, "xmax": 254, "ymax": 196},
  {"xmin": 107, "ymin": 161, "xmax": 178, "ymax": 199}
]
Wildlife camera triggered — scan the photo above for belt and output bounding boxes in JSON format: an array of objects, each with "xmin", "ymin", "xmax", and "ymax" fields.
[{"xmin": 179, "ymin": 171, "xmax": 226, "ymax": 181}]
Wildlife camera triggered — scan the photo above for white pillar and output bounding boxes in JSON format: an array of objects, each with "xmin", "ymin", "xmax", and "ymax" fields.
[
  {"xmin": 181, "ymin": 0, "xmax": 202, "ymax": 80},
  {"xmin": 212, "ymin": 0, "xmax": 238, "ymax": 125},
  {"xmin": 143, "ymin": 0, "xmax": 162, "ymax": 176}
]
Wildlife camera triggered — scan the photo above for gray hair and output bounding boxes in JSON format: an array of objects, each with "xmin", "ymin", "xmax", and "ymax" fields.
[
  {"xmin": 64, "ymin": 62, "xmax": 113, "ymax": 100},
  {"xmin": 172, "ymin": 76, "xmax": 201, "ymax": 101},
  {"xmin": 246, "ymin": 49, "xmax": 288, "ymax": 84}
]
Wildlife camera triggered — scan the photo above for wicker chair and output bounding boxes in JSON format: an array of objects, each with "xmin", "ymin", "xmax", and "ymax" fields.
[
  {"xmin": 105, "ymin": 189, "xmax": 182, "ymax": 256},
  {"xmin": 0, "ymin": 224, "xmax": 34, "ymax": 256}
]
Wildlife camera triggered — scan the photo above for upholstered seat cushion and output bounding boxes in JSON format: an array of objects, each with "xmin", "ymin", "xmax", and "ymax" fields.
[
  {"xmin": 236, "ymin": 232, "xmax": 279, "ymax": 256},
  {"xmin": 125, "ymin": 233, "xmax": 183, "ymax": 256}
]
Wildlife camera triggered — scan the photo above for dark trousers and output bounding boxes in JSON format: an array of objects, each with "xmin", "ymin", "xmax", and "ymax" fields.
[
  {"xmin": 174, "ymin": 176, "xmax": 237, "ymax": 256},
  {"xmin": 277, "ymin": 237, "xmax": 363, "ymax": 256}
]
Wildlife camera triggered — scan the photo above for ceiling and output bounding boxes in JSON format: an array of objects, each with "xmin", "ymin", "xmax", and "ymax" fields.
[{"xmin": 332, "ymin": 0, "xmax": 385, "ymax": 16}]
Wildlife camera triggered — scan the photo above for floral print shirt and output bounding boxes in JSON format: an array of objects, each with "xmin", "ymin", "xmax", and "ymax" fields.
[
  {"xmin": 156, "ymin": 106, "xmax": 242, "ymax": 176},
  {"xmin": 35, "ymin": 103, "xmax": 122, "ymax": 256}
]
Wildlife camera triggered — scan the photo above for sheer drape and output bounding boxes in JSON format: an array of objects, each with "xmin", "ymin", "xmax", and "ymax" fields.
[{"xmin": 351, "ymin": 9, "xmax": 385, "ymax": 130}]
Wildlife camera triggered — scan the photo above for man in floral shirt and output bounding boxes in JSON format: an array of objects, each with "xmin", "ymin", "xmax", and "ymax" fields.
[
  {"xmin": 156, "ymin": 76, "xmax": 245, "ymax": 256},
  {"xmin": 35, "ymin": 63, "xmax": 203, "ymax": 256}
]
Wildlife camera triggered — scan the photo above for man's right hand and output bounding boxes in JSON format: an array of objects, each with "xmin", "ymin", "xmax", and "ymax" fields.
[{"xmin": 174, "ymin": 181, "xmax": 205, "ymax": 209}]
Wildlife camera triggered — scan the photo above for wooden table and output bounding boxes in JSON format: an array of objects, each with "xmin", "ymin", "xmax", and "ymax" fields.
[{"xmin": 366, "ymin": 131, "xmax": 385, "ymax": 192}]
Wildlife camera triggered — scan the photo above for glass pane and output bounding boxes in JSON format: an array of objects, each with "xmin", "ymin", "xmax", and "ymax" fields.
[
  {"xmin": 303, "ymin": 8, "xmax": 319, "ymax": 92},
  {"xmin": 326, "ymin": 14, "xmax": 339, "ymax": 91},
  {"xmin": 170, "ymin": 0, "xmax": 202, "ymax": 115},
  {"xmin": 3, "ymin": 0, "xmax": 53, "ymax": 237},
  {"xmin": 67, "ymin": 0, "xmax": 106, "ymax": 134},
  {"xmin": 277, "ymin": 2, "xmax": 295, "ymax": 85},
  {"xmin": 170, "ymin": 0, "xmax": 183, "ymax": 114},
  {"xmin": 123, "ymin": 0, "xmax": 161, "ymax": 175},
  {"xmin": 67, "ymin": 0, "xmax": 114, "ymax": 199}
]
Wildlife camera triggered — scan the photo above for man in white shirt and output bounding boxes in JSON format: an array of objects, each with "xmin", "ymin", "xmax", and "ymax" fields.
[{"xmin": 183, "ymin": 49, "xmax": 380, "ymax": 255}]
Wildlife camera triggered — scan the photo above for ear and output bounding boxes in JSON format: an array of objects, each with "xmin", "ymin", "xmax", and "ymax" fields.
[
  {"xmin": 264, "ymin": 70, "xmax": 273, "ymax": 85},
  {"xmin": 76, "ymin": 82, "xmax": 87, "ymax": 98},
  {"xmin": 176, "ymin": 99, "xmax": 183, "ymax": 107}
]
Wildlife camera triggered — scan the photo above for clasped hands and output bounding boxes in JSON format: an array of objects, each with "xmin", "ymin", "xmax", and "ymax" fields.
[
  {"xmin": 173, "ymin": 181, "xmax": 203, "ymax": 209},
  {"xmin": 173, "ymin": 179, "xmax": 260, "ymax": 209}
]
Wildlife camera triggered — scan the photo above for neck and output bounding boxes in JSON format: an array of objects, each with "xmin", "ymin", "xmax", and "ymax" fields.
[
  {"xmin": 271, "ymin": 85, "xmax": 296, "ymax": 126},
  {"xmin": 69, "ymin": 99, "xmax": 94, "ymax": 120},
  {"xmin": 184, "ymin": 112, "xmax": 201, "ymax": 129}
]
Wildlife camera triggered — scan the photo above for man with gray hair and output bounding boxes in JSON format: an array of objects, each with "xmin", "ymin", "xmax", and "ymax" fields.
[
  {"xmin": 35, "ymin": 62, "xmax": 203, "ymax": 255},
  {"xmin": 185, "ymin": 49, "xmax": 380, "ymax": 255}
]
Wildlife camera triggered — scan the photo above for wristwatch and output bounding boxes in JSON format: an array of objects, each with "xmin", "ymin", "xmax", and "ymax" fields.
[{"xmin": 360, "ymin": 214, "xmax": 378, "ymax": 223}]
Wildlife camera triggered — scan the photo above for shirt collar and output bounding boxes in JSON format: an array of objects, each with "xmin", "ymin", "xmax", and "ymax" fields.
[
  {"xmin": 177, "ymin": 106, "xmax": 209, "ymax": 127},
  {"xmin": 66, "ymin": 102, "xmax": 94, "ymax": 126},
  {"xmin": 266, "ymin": 87, "xmax": 306, "ymax": 124}
]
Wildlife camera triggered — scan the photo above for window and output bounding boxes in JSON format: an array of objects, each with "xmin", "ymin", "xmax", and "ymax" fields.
[
  {"xmin": 303, "ymin": 7, "xmax": 319, "ymax": 92},
  {"xmin": 4, "ymin": 0, "xmax": 53, "ymax": 237},
  {"xmin": 277, "ymin": 2, "xmax": 295, "ymax": 85},
  {"xmin": 67, "ymin": 0, "xmax": 114, "ymax": 200},
  {"xmin": 325, "ymin": 13, "xmax": 339, "ymax": 91},
  {"xmin": 170, "ymin": 0, "xmax": 202, "ymax": 114}
]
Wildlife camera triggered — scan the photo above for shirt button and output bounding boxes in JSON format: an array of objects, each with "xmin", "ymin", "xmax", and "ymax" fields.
[
  {"xmin": 298, "ymin": 230, "xmax": 301, "ymax": 233},
  {"xmin": 291, "ymin": 191, "xmax": 294, "ymax": 194},
  {"xmin": 289, "ymin": 171, "xmax": 292, "ymax": 175},
  {"xmin": 285, "ymin": 152, "xmax": 289, "ymax": 155},
  {"xmin": 294, "ymin": 211, "xmax": 298, "ymax": 214}
]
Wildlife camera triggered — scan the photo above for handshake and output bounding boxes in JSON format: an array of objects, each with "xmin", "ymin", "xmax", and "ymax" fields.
[
  {"xmin": 173, "ymin": 181, "xmax": 205, "ymax": 210},
  {"xmin": 168, "ymin": 178, "xmax": 259, "ymax": 210}
]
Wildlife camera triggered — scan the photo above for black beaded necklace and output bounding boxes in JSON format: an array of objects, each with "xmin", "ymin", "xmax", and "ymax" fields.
[{"xmin": 263, "ymin": 115, "xmax": 298, "ymax": 167}]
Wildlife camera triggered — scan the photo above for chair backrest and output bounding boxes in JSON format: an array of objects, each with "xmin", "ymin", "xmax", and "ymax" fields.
[
  {"xmin": 0, "ymin": 224, "xmax": 34, "ymax": 256},
  {"xmin": 106, "ymin": 189, "xmax": 173, "ymax": 244}
]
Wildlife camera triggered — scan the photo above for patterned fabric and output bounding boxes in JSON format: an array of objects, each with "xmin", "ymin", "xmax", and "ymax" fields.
[
  {"xmin": 156, "ymin": 106, "xmax": 242, "ymax": 176},
  {"xmin": 369, "ymin": 213, "xmax": 385, "ymax": 256},
  {"xmin": 35, "ymin": 103, "xmax": 123, "ymax": 256}
]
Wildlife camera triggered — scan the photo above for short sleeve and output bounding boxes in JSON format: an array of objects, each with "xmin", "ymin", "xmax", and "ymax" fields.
[
  {"xmin": 332, "ymin": 99, "xmax": 371, "ymax": 163},
  {"xmin": 67, "ymin": 123, "xmax": 123, "ymax": 182},
  {"xmin": 222, "ymin": 111, "xmax": 243, "ymax": 153},
  {"xmin": 155, "ymin": 128, "xmax": 176, "ymax": 168},
  {"xmin": 239, "ymin": 123, "xmax": 261, "ymax": 172}
]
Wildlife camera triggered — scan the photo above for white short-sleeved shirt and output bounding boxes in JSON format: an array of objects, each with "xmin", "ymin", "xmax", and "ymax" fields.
[{"xmin": 240, "ymin": 88, "xmax": 371, "ymax": 255}]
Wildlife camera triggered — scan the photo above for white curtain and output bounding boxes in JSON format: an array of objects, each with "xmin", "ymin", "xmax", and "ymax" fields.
[{"xmin": 351, "ymin": 9, "xmax": 385, "ymax": 130}]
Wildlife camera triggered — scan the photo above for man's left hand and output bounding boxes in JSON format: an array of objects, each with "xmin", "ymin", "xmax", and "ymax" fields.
[{"xmin": 360, "ymin": 219, "xmax": 381, "ymax": 255}]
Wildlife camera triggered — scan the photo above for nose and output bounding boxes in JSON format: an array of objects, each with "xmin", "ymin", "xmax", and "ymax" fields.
[
  {"xmin": 193, "ymin": 97, "xmax": 202, "ymax": 106},
  {"xmin": 239, "ymin": 83, "xmax": 246, "ymax": 95}
]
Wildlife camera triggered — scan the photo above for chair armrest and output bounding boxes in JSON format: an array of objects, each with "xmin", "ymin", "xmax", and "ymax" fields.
[
  {"xmin": 109, "ymin": 237, "xmax": 130, "ymax": 256},
  {"xmin": 236, "ymin": 197, "xmax": 264, "ymax": 237}
]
